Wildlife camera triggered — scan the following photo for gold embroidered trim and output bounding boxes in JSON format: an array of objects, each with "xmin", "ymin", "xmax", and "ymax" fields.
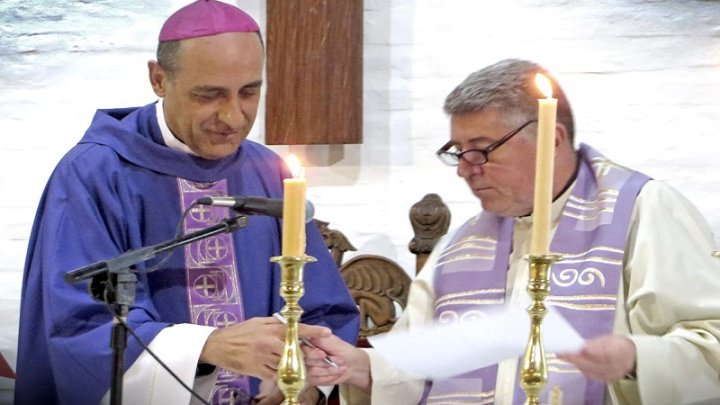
[
  {"xmin": 547, "ymin": 294, "xmax": 617, "ymax": 301},
  {"xmin": 436, "ymin": 253, "xmax": 495, "ymax": 266},
  {"xmin": 565, "ymin": 198, "xmax": 617, "ymax": 210},
  {"xmin": 547, "ymin": 301, "xmax": 615, "ymax": 310},
  {"xmin": 562, "ymin": 209, "xmax": 615, "ymax": 221},
  {"xmin": 435, "ymin": 298, "xmax": 505, "ymax": 310},
  {"xmin": 435, "ymin": 288, "xmax": 505, "ymax": 304}
]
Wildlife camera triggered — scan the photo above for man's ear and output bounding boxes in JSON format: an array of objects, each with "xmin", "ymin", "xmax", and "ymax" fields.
[
  {"xmin": 148, "ymin": 60, "xmax": 168, "ymax": 97},
  {"xmin": 554, "ymin": 123, "xmax": 571, "ymax": 149}
]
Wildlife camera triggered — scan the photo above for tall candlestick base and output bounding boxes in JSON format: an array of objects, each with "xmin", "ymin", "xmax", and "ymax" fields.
[
  {"xmin": 270, "ymin": 254, "xmax": 317, "ymax": 405},
  {"xmin": 519, "ymin": 254, "xmax": 562, "ymax": 405}
]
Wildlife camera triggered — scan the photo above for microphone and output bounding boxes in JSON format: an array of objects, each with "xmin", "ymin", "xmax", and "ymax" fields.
[{"xmin": 196, "ymin": 196, "xmax": 315, "ymax": 223}]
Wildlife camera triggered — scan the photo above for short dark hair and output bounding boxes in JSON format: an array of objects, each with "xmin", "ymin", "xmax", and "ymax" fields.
[
  {"xmin": 156, "ymin": 40, "xmax": 182, "ymax": 78},
  {"xmin": 444, "ymin": 58, "xmax": 575, "ymax": 144},
  {"xmin": 155, "ymin": 32, "xmax": 265, "ymax": 79}
]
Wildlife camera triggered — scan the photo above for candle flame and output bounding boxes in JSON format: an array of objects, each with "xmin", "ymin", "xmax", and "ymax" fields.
[
  {"xmin": 286, "ymin": 154, "xmax": 305, "ymax": 179},
  {"xmin": 535, "ymin": 73, "xmax": 553, "ymax": 99}
]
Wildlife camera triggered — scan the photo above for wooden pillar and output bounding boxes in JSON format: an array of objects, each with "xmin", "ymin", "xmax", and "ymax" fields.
[{"xmin": 265, "ymin": 0, "xmax": 363, "ymax": 145}]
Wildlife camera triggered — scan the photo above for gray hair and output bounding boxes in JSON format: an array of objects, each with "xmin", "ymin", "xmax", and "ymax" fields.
[{"xmin": 444, "ymin": 58, "xmax": 575, "ymax": 143}]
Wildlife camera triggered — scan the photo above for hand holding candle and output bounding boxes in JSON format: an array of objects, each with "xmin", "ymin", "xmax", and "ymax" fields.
[
  {"xmin": 530, "ymin": 73, "xmax": 558, "ymax": 256},
  {"xmin": 282, "ymin": 154, "xmax": 307, "ymax": 257}
]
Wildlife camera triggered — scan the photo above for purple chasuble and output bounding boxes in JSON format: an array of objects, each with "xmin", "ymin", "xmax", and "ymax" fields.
[
  {"xmin": 16, "ymin": 102, "xmax": 360, "ymax": 405},
  {"xmin": 424, "ymin": 144, "xmax": 650, "ymax": 405},
  {"xmin": 179, "ymin": 179, "xmax": 251, "ymax": 404}
]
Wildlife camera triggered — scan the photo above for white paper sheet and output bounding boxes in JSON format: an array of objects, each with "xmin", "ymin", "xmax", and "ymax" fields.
[{"xmin": 368, "ymin": 306, "xmax": 585, "ymax": 379}]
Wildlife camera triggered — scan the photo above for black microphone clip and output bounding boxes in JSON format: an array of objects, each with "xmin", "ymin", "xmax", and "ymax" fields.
[{"xmin": 195, "ymin": 196, "xmax": 315, "ymax": 223}]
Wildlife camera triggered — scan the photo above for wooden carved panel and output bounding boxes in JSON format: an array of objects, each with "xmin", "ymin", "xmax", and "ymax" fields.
[{"xmin": 340, "ymin": 255, "xmax": 411, "ymax": 344}]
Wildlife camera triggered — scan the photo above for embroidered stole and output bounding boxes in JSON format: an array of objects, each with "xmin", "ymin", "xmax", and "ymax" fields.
[
  {"xmin": 179, "ymin": 178, "xmax": 251, "ymax": 405},
  {"xmin": 424, "ymin": 144, "xmax": 650, "ymax": 405}
]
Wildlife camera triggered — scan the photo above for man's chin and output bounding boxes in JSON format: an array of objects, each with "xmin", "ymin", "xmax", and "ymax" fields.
[
  {"xmin": 484, "ymin": 205, "xmax": 533, "ymax": 218},
  {"xmin": 478, "ymin": 199, "xmax": 495, "ymax": 213},
  {"xmin": 479, "ymin": 201, "xmax": 516, "ymax": 217},
  {"xmin": 192, "ymin": 141, "xmax": 243, "ymax": 160},
  {"xmin": 194, "ymin": 147, "xmax": 237, "ymax": 160}
]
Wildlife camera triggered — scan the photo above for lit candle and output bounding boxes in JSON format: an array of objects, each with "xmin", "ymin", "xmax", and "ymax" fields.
[
  {"xmin": 282, "ymin": 155, "xmax": 307, "ymax": 257},
  {"xmin": 530, "ymin": 73, "xmax": 558, "ymax": 255}
]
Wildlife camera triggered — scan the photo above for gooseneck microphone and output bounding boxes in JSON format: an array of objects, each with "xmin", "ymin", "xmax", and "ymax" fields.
[{"xmin": 195, "ymin": 196, "xmax": 315, "ymax": 223}]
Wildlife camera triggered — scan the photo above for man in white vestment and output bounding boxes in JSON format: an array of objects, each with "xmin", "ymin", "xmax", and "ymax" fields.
[{"xmin": 300, "ymin": 59, "xmax": 720, "ymax": 405}]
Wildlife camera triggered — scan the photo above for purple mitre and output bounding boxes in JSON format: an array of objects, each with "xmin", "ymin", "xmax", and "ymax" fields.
[{"xmin": 159, "ymin": 0, "xmax": 260, "ymax": 42}]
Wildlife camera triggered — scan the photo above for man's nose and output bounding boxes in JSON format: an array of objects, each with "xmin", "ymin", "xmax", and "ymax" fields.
[
  {"xmin": 218, "ymin": 97, "xmax": 243, "ymax": 128},
  {"xmin": 457, "ymin": 158, "xmax": 483, "ymax": 178}
]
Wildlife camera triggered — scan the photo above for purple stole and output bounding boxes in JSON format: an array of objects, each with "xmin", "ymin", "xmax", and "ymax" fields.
[
  {"xmin": 424, "ymin": 144, "xmax": 650, "ymax": 404},
  {"xmin": 179, "ymin": 178, "xmax": 251, "ymax": 405}
]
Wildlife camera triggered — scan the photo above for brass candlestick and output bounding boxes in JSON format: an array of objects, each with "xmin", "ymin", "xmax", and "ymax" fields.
[
  {"xmin": 520, "ymin": 254, "xmax": 562, "ymax": 405},
  {"xmin": 270, "ymin": 254, "xmax": 317, "ymax": 405}
]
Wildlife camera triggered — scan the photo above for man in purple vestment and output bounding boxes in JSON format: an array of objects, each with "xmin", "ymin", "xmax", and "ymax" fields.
[
  {"xmin": 15, "ymin": 1, "xmax": 359, "ymax": 404},
  {"xmin": 302, "ymin": 59, "xmax": 720, "ymax": 405}
]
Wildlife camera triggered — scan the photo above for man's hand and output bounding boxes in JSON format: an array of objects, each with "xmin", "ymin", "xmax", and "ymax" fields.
[
  {"xmin": 199, "ymin": 317, "xmax": 332, "ymax": 380},
  {"xmin": 303, "ymin": 333, "xmax": 372, "ymax": 393},
  {"xmin": 557, "ymin": 335, "xmax": 637, "ymax": 382}
]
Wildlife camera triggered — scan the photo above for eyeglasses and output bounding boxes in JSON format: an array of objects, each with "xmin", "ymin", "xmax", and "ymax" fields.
[{"xmin": 436, "ymin": 120, "xmax": 536, "ymax": 166}]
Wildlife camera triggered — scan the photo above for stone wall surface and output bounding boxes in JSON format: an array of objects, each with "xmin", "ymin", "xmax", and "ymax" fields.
[{"xmin": 1, "ymin": 0, "xmax": 718, "ymax": 401}]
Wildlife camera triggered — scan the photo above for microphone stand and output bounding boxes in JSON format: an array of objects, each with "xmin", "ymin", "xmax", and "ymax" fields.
[{"xmin": 65, "ymin": 215, "xmax": 249, "ymax": 405}]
